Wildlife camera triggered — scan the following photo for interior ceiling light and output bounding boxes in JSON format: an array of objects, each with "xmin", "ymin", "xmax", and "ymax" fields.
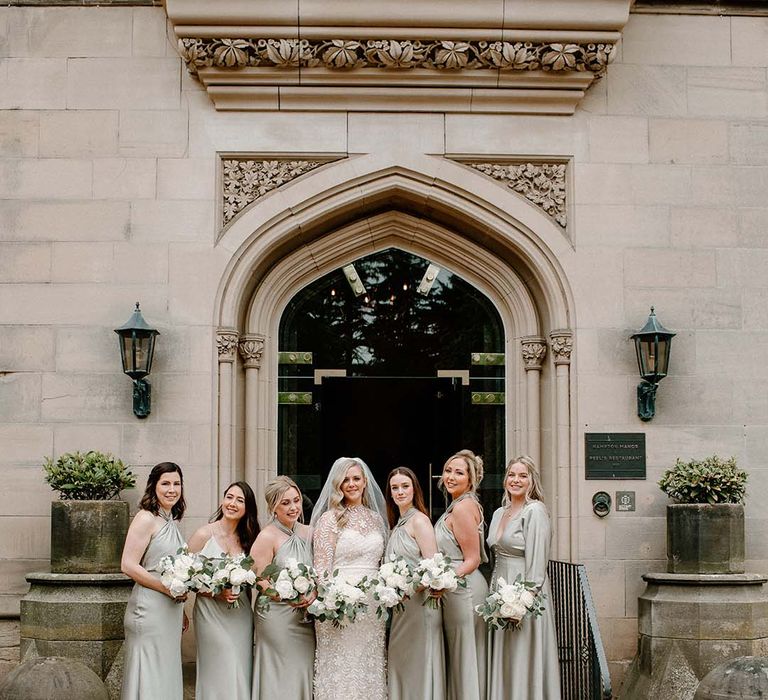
[{"xmin": 417, "ymin": 263, "xmax": 440, "ymax": 296}]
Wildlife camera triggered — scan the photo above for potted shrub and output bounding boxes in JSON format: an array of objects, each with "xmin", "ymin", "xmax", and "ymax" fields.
[
  {"xmin": 659, "ymin": 455, "xmax": 747, "ymax": 574},
  {"xmin": 43, "ymin": 451, "xmax": 136, "ymax": 574}
]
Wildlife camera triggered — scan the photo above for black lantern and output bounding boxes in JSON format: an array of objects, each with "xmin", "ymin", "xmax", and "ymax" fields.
[
  {"xmin": 630, "ymin": 307, "xmax": 675, "ymax": 421},
  {"xmin": 114, "ymin": 302, "xmax": 159, "ymax": 418}
]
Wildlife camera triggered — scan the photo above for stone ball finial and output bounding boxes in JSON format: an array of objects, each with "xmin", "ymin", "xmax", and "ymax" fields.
[
  {"xmin": 0, "ymin": 657, "xmax": 109, "ymax": 700},
  {"xmin": 694, "ymin": 656, "xmax": 768, "ymax": 699}
]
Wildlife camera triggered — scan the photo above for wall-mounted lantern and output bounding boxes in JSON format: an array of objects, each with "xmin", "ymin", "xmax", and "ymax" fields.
[
  {"xmin": 630, "ymin": 307, "xmax": 675, "ymax": 422},
  {"xmin": 114, "ymin": 302, "xmax": 159, "ymax": 418}
]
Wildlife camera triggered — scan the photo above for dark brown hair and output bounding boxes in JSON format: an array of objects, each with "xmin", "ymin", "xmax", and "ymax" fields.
[
  {"xmin": 210, "ymin": 481, "xmax": 260, "ymax": 553},
  {"xmin": 138, "ymin": 462, "xmax": 186, "ymax": 520},
  {"xmin": 385, "ymin": 467, "xmax": 429, "ymax": 529}
]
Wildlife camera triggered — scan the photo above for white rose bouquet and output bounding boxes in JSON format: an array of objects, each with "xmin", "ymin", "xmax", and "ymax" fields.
[
  {"xmin": 207, "ymin": 553, "xmax": 258, "ymax": 608},
  {"xmin": 369, "ymin": 558, "xmax": 415, "ymax": 620},
  {"xmin": 257, "ymin": 557, "xmax": 318, "ymax": 613},
  {"xmin": 475, "ymin": 574, "xmax": 545, "ymax": 631},
  {"xmin": 413, "ymin": 552, "xmax": 466, "ymax": 609},
  {"xmin": 307, "ymin": 570, "xmax": 370, "ymax": 627},
  {"xmin": 158, "ymin": 546, "xmax": 205, "ymax": 600}
]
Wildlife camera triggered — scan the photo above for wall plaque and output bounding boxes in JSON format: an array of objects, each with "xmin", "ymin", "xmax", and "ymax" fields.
[
  {"xmin": 616, "ymin": 491, "xmax": 636, "ymax": 512},
  {"xmin": 585, "ymin": 433, "xmax": 646, "ymax": 479}
]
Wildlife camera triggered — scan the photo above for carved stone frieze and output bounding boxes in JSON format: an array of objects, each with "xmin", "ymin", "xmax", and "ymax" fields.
[
  {"xmin": 222, "ymin": 158, "xmax": 338, "ymax": 226},
  {"xmin": 521, "ymin": 337, "xmax": 547, "ymax": 370},
  {"xmin": 216, "ymin": 329, "xmax": 239, "ymax": 363},
  {"xmin": 180, "ymin": 38, "xmax": 614, "ymax": 77},
  {"xmin": 467, "ymin": 162, "xmax": 567, "ymax": 228},
  {"xmin": 549, "ymin": 331, "xmax": 574, "ymax": 365},
  {"xmin": 238, "ymin": 335, "xmax": 265, "ymax": 370}
]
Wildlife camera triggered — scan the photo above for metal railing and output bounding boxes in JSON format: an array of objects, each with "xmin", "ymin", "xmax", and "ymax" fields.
[{"xmin": 548, "ymin": 560, "xmax": 613, "ymax": 700}]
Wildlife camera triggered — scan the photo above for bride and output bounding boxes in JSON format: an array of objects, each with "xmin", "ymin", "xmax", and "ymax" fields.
[{"xmin": 310, "ymin": 457, "xmax": 388, "ymax": 700}]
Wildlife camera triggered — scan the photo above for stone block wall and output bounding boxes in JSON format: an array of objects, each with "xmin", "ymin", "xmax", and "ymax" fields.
[{"xmin": 1, "ymin": 4, "xmax": 768, "ymax": 691}]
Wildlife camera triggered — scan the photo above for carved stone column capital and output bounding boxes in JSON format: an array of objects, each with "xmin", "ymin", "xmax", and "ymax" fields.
[
  {"xmin": 216, "ymin": 328, "xmax": 240, "ymax": 364},
  {"xmin": 549, "ymin": 330, "xmax": 573, "ymax": 365},
  {"xmin": 239, "ymin": 334, "xmax": 265, "ymax": 370},
  {"xmin": 521, "ymin": 336, "xmax": 547, "ymax": 370}
]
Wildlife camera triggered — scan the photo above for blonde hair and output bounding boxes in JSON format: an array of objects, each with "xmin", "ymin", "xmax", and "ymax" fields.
[
  {"xmin": 329, "ymin": 458, "xmax": 372, "ymax": 529},
  {"xmin": 439, "ymin": 449, "xmax": 484, "ymax": 495},
  {"xmin": 264, "ymin": 475, "xmax": 304, "ymax": 522},
  {"xmin": 502, "ymin": 455, "xmax": 545, "ymax": 507}
]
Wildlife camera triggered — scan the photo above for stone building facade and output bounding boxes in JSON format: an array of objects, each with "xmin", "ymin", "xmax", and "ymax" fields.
[{"xmin": 1, "ymin": 0, "xmax": 768, "ymax": 690}]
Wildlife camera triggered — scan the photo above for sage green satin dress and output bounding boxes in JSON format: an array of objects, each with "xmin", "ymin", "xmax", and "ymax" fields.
[
  {"xmin": 193, "ymin": 537, "xmax": 254, "ymax": 699},
  {"xmin": 486, "ymin": 502, "xmax": 561, "ymax": 700},
  {"xmin": 121, "ymin": 512, "xmax": 185, "ymax": 700},
  {"xmin": 385, "ymin": 508, "xmax": 446, "ymax": 700},
  {"xmin": 252, "ymin": 521, "xmax": 315, "ymax": 700},
  {"xmin": 434, "ymin": 493, "xmax": 489, "ymax": 700}
]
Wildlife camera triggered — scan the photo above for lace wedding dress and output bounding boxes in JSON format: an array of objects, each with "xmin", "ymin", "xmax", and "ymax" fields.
[{"xmin": 313, "ymin": 506, "xmax": 387, "ymax": 700}]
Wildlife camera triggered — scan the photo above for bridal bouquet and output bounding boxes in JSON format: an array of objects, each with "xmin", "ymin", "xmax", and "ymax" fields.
[
  {"xmin": 257, "ymin": 557, "xmax": 318, "ymax": 613},
  {"xmin": 158, "ymin": 546, "xmax": 205, "ymax": 599},
  {"xmin": 475, "ymin": 574, "xmax": 545, "ymax": 630},
  {"xmin": 369, "ymin": 558, "xmax": 415, "ymax": 620},
  {"xmin": 413, "ymin": 552, "xmax": 465, "ymax": 609},
  {"xmin": 307, "ymin": 570, "xmax": 370, "ymax": 627},
  {"xmin": 207, "ymin": 553, "xmax": 258, "ymax": 608}
]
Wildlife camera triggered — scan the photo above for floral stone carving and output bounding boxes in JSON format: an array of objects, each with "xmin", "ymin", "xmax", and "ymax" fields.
[
  {"xmin": 222, "ymin": 158, "xmax": 336, "ymax": 226},
  {"xmin": 467, "ymin": 162, "xmax": 567, "ymax": 228},
  {"xmin": 180, "ymin": 38, "xmax": 614, "ymax": 77}
]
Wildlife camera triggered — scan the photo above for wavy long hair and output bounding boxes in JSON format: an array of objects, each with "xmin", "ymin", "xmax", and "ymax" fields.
[
  {"xmin": 138, "ymin": 462, "xmax": 186, "ymax": 520},
  {"xmin": 210, "ymin": 481, "xmax": 260, "ymax": 552},
  {"xmin": 385, "ymin": 467, "xmax": 429, "ymax": 529},
  {"xmin": 502, "ymin": 455, "xmax": 545, "ymax": 507},
  {"xmin": 329, "ymin": 457, "xmax": 373, "ymax": 529},
  {"xmin": 264, "ymin": 475, "xmax": 304, "ymax": 523}
]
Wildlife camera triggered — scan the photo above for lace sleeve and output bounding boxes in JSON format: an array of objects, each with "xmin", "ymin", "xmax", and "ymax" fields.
[{"xmin": 313, "ymin": 510, "xmax": 339, "ymax": 577}]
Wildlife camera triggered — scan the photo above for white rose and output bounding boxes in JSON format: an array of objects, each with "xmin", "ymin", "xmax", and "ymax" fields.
[
  {"xmin": 244, "ymin": 570, "xmax": 257, "ymax": 585},
  {"xmin": 500, "ymin": 601, "xmax": 526, "ymax": 620},
  {"xmin": 380, "ymin": 563, "xmax": 396, "ymax": 578},
  {"xmin": 275, "ymin": 578, "xmax": 297, "ymax": 600},
  {"xmin": 519, "ymin": 590, "xmax": 536, "ymax": 609},
  {"xmin": 377, "ymin": 586, "xmax": 400, "ymax": 607},
  {"xmin": 293, "ymin": 575, "xmax": 311, "ymax": 594},
  {"xmin": 168, "ymin": 578, "xmax": 188, "ymax": 597},
  {"xmin": 212, "ymin": 569, "xmax": 229, "ymax": 583},
  {"xmin": 286, "ymin": 558, "xmax": 301, "ymax": 577},
  {"xmin": 229, "ymin": 568, "xmax": 249, "ymax": 587}
]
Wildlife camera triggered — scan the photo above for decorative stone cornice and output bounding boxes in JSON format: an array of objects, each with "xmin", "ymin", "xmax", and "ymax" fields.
[
  {"xmin": 216, "ymin": 328, "xmax": 239, "ymax": 363},
  {"xmin": 221, "ymin": 157, "xmax": 341, "ymax": 228},
  {"xmin": 238, "ymin": 334, "xmax": 265, "ymax": 370},
  {"xmin": 549, "ymin": 330, "xmax": 574, "ymax": 365},
  {"xmin": 521, "ymin": 337, "xmax": 547, "ymax": 370},
  {"xmin": 465, "ymin": 161, "xmax": 567, "ymax": 228},
  {"xmin": 166, "ymin": 0, "xmax": 633, "ymax": 114}
]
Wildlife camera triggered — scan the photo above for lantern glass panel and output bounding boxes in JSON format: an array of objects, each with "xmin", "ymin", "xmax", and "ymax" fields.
[{"xmin": 119, "ymin": 332, "xmax": 154, "ymax": 379}]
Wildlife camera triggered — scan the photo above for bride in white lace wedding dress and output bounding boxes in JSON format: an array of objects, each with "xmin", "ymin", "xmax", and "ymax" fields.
[{"xmin": 311, "ymin": 457, "xmax": 388, "ymax": 700}]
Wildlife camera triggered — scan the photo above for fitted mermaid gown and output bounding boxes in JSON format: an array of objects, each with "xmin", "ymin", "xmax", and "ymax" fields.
[
  {"xmin": 121, "ymin": 512, "xmax": 185, "ymax": 700},
  {"xmin": 193, "ymin": 536, "xmax": 253, "ymax": 699},
  {"xmin": 486, "ymin": 502, "xmax": 561, "ymax": 700},
  {"xmin": 313, "ymin": 506, "xmax": 387, "ymax": 700},
  {"xmin": 385, "ymin": 508, "xmax": 446, "ymax": 700},
  {"xmin": 252, "ymin": 521, "xmax": 315, "ymax": 700},
  {"xmin": 434, "ymin": 493, "xmax": 489, "ymax": 700}
]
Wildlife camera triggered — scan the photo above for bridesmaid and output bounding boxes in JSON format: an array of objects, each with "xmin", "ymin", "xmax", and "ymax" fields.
[
  {"xmin": 250, "ymin": 476, "xmax": 315, "ymax": 700},
  {"xmin": 434, "ymin": 449, "xmax": 489, "ymax": 700},
  {"xmin": 487, "ymin": 456, "xmax": 561, "ymax": 700},
  {"xmin": 188, "ymin": 481, "xmax": 259, "ymax": 700},
  {"xmin": 385, "ymin": 467, "xmax": 446, "ymax": 700},
  {"xmin": 120, "ymin": 462, "xmax": 187, "ymax": 700}
]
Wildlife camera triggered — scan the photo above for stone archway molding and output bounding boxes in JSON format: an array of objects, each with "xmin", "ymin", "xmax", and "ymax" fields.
[{"xmin": 213, "ymin": 159, "xmax": 578, "ymax": 558}]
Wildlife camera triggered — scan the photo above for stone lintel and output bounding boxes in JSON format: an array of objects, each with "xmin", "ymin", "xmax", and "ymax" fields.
[
  {"xmin": 643, "ymin": 572, "xmax": 768, "ymax": 586},
  {"xmin": 25, "ymin": 572, "xmax": 132, "ymax": 586}
]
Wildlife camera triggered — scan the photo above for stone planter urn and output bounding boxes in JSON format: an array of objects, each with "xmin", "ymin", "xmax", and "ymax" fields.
[
  {"xmin": 51, "ymin": 501, "xmax": 129, "ymax": 574},
  {"xmin": 666, "ymin": 503, "xmax": 745, "ymax": 575}
]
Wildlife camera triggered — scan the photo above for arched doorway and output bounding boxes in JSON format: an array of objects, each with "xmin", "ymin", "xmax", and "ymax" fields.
[
  {"xmin": 213, "ymin": 164, "xmax": 576, "ymax": 559},
  {"xmin": 277, "ymin": 247, "xmax": 505, "ymax": 518}
]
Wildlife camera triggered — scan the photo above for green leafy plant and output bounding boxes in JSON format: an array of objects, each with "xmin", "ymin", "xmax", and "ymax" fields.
[
  {"xmin": 43, "ymin": 451, "xmax": 136, "ymax": 500},
  {"xmin": 659, "ymin": 455, "xmax": 747, "ymax": 504}
]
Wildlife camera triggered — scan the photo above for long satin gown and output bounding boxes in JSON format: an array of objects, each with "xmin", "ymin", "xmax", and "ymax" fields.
[
  {"xmin": 121, "ymin": 512, "xmax": 185, "ymax": 700},
  {"xmin": 313, "ymin": 506, "xmax": 387, "ymax": 700},
  {"xmin": 252, "ymin": 521, "xmax": 315, "ymax": 700},
  {"xmin": 385, "ymin": 508, "xmax": 446, "ymax": 700},
  {"xmin": 434, "ymin": 493, "xmax": 489, "ymax": 700},
  {"xmin": 194, "ymin": 537, "xmax": 254, "ymax": 699},
  {"xmin": 487, "ymin": 501, "xmax": 561, "ymax": 700}
]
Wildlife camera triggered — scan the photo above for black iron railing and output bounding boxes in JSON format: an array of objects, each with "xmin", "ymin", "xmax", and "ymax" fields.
[{"xmin": 548, "ymin": 560, "xmax": 613, "ymax": 700}]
